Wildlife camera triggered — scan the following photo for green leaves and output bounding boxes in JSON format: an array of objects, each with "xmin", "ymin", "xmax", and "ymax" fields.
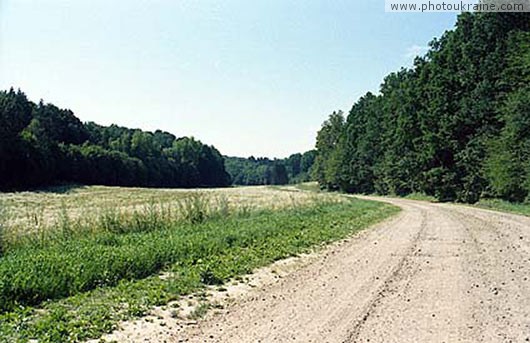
[
  {"xmin": 313, "ymin": 12, "xmax": 530, "ymax": 203},
  {"xmin": 224, "ymin": 153, "xmax": 313, "ymax": 186},
  {"xmin": 0, "ymin": 91, "xmax": 231, "ymax": 191}
]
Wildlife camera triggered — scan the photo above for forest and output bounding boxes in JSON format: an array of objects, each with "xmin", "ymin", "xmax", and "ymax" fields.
[
  {"xmin": 0, "ymin": 90, "xmax": 231, "ymax": 190},
  {"xmin": 0, "ymin": 90, "xmax": 315, "ymax": 190},
  {"xmin": 313, "ymin": 12, "xmax": 530, "ymax": 203},
  {"xmin": 224, "ymin": 151, "xmax": 316, "ymax": 186},
  {"xmin": 3, "ymin": 12, "xmax": 529, "ymax": 201}
]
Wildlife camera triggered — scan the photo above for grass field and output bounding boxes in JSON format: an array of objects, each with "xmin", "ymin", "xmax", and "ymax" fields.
[
  {"xmin": 0, "ymin": 185, "xmax": 326, "ymax": 250},
  {"xmin": 475, "ymin": 198, "xmax": 530, "ymax": 217},
  {"xmin": 0, "ymin": 185, "xmax": 399, "ymax": 342}
]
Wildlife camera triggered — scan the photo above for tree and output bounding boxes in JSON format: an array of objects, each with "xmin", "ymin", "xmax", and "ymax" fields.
[
  {"xmin": 0, "ymin": 90, "xmax": 231, "ymax": 190},
  {"xmin": 271, "ymin": 163, "xmax": 289, "ymax": 185},
  {"xmin": 312, "ymin": 12, "xmax": 530, "ymax": 203},
  {"xmin": 313, "ymin": 111, "xmax": 345, "ymax": 190},
  {"xmin": 0, "ymin": 89, "xmax": 35, "ymax": 189}
]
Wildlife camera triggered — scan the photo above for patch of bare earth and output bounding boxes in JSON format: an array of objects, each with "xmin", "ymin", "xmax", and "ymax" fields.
[{"xmin": 98, "ymin": 197, "xmax": 530, "ymax": 343}]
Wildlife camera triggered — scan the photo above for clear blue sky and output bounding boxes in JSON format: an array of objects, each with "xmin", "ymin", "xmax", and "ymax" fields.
[{"xmin": 0, "ymin": 0, "xmax": 458, "ymax": 158}]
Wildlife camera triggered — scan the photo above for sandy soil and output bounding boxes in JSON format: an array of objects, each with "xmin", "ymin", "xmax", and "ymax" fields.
[{"xmin": 102, "ymin": 197, "xmax": 530, "ymax": 343}]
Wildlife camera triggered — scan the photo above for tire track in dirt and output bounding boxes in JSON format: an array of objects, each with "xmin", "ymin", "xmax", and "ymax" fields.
[
  {"xmin": 341, "ymin": 199, "xmax": 480, "ymax": 343},
  {"xmin": 340, "ymin": 205, "xmax": 428, "ymax": 343},
  {"xmin": 438, "ymin": 206, "xmax": 530, "ymax": 342}
]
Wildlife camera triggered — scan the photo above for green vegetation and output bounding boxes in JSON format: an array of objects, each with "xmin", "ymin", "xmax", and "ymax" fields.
[
  {"xmin": 224, "ymin": 150, "xmax": 316, "ymax": 186},
  {"xmin": 313, "ymin": 13, "xmax": 530, "ymax": 204},
  {"xmin": 0, "ymin": 193, "xmax": 398, "ymax": 342},
  {"xmin": 0, "ymin": 91, "xmax": 230, "ymax": 190},
  {"xmin": 188, "ymin": 302, "xmax": 212, "ymax": 320},
  {"xmin": 403, "ymin": 193, "xmax": 438, "ymax": 202},
  {"xmin": 475, "ymin": 198, "xmax": 530, "ymax": 217},
  {"xmin": 0, "ymin": 88, "xmax": 316, "ymax": 190},
  {"xmin": 0, "ymin": 185, "xmax": 326, "ymax": 240}
]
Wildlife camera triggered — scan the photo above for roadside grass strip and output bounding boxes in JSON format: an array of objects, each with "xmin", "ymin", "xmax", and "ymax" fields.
[{"xmin": 0, "ymin": 197, "xmax": 398, "ymax": 342}]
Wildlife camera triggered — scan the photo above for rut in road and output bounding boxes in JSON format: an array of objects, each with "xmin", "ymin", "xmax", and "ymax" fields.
[{"xmin": 114, "ymin": 197, "xmax": 530, "ymax": 343}]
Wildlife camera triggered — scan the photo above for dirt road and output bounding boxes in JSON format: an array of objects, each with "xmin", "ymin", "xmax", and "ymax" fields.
[{"xmin": 169, "ymin": 197, "xmax": 530, "ymax": 343}]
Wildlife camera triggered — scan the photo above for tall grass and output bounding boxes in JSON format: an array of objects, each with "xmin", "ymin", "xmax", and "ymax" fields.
[
  {"xmin": 0, "ymin": 194, "xmax": 399, "ymax": 342},
  {"xmin": 0, "ymin": 192, "xmax": 254, "ymax": 252},
  {"xmin": 0, "ymin": 185, "xmax": 326, "ymax": 236},
  {"xmin": 177, "ymin": 192, "xmax": 210, "ymax": 224},
  {"xmin": 0, "ymin": 193, "xmax": 355, "ymax": 312}
]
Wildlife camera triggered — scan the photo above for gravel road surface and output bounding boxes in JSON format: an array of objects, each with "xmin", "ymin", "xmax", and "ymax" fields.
[{"xmin": 175, "ymin": 197, "xmax": 530, "ymax": 343}]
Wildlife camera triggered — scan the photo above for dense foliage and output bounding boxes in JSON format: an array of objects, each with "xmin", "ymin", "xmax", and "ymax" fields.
[
  {"xmin": 0, "ymin": 91, "xmax": 230, "ymax": 190},
  {"xmin": 225, "ymin": 150, "xmax": 316, "ymax": 185},
  {"xmin": 314, "ymin": 12, "xmax": 530, "ymax": 203}
]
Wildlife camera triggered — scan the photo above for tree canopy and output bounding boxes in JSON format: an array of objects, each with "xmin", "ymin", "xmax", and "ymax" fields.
[
  {"xmin": 224, "ymin": 150, "xmax": 315, "ymax": 186},
  {"xmin": 314, "ymin": 12, "xmax": 530, "ymax": 203},
  {"xmin": 0, "ymin": 90, "xmax": 231, "ymax": 190}
]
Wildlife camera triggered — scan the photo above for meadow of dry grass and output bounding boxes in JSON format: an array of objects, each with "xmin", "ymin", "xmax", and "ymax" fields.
[{"xmin": 0, "ymin": 185, "xmax": 340, "ymax": 242}]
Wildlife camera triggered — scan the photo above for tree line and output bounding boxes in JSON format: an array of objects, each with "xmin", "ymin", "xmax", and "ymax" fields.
[
  {"xmin": 224, "ymin": 150, "xmax": 316, "ymax": 186},
  {"xmin": 0, "ymin": 90, "xmax": 231, "ymax": 190},
  {"xmin": 313, "ymin": 12, "xmax": 530, "ymax": 203}
]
